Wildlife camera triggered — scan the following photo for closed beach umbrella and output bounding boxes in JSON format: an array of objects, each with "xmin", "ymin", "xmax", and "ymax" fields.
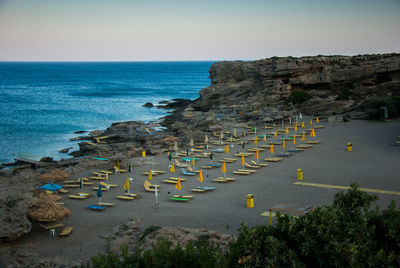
[
  {"xmin": 198, "ymin": 170, "xmax": 203, "ymax": 183},
  {"xmin": 222, "ymin": 161, "xmax": 226, "ymax": 177},
  {"xmin": 301, "ymin": 122, "xmax": 305, "ymax": 128},
  {"xmin": 310, "ymin": 129, "xmax": 316, "ymax": 138},
  {"xmin": 309, "ymin": 119, "xmax": 313, "ymax": 126},
  {"xmin": 316, "ymin": 116, "xmax": 319, "ymax": 123},
  {"xmin": 189, "ymin": 138, "xmax": 194, "ymax": 148},
  {"xmin": 254, "ymin": 137, "xmax": 258, "ymax": 145},
  {"xmin": 224, "ymin": 145, "xmax": 229, "ymax": 154},
  {"xmin": 170, "ymin": 162, "xmax": 175, "ymax": 173},
  {"xmin": 123, "ymin": 178, "xmax": 130, "ymax": 193},
  {"xmin": 148, "ymin": 170, "xmax": 152, "ymax": 181},
  {"xmin": 174, "ymin": 141, "xmax": 178, "ymax": 153},
  {"xmin": 282, "ymin": 140, "xmax": 286, "ymax": 150},
  {"xmin": 294, "ymin": 123, "xmax": 298, "ymax": 132},
  {"xmin": 233, "ymin": 128, "xmax": 237, "ymax": 138},
  {"xmin": 204, "ymin": 135, "xmax": 208, "ymax": 144},
  {"xmin": 175, "ymin": 178, "xmax": 181, "ymax": 191},
  {"xmin": 255, "ymin": 150, "xmax": 259, "ymax": 160},
  {"xmin": 79, "ymin": 178, "xmax": 83, "ymax": 189},
  {"xmin": 274, "ymin": 130, "xmax": 278, "ymax": 137},
  {"xmin": 302, "ymin": 132, "xmax": 306, "ymax": 141},
  {"xmin": 293, "ymin": 135, "xmax": 296, "ymax": 145},
  {"xmin": 286, "ymin": 127, "xmax": 289, "ymax": 134},
  {"xmin": 270, "ymin": 144, "xmax": 274, "ymax": 154},
  {"xmin": 191, "ymin": 155, "xmax": 195, "ymax": 167},
  {"xmin": 168, "ymin": 152, "xmax": 172, "ymax": 161},
  {"xmin": 142, "ymin": 150, "xmax": 146, "ymax": 158}
]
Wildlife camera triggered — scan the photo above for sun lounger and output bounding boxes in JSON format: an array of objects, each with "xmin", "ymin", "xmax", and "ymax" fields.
[
  {"xmin": 116, "ymin": 195, "xmax": 135, "ymax": 200},
  {"xmin": 245, "ymin": 162, "xmax": 261, "ymax": 169},
  {"xmin": 174, "ymin": 160, "xmax": 189, "ymax": 168},
  {"xmin": 88, "ymin": 205, "xmax": 105, "ymax": 211},
  {"xmin": 251, "ymin": 160, "xmax": 268, "ymax": 167},
  {"xmin": 113, "ymin": 166, "xmax": 127, "ymax": 173},
  {"xmin": 187, "ymin": 166, "xmax": 201, "ymax": 173},
  {"xmin": 191, "ymin": 188, "xmax": 206, "ymax": 193},
  {"xmin": 68, "ymin": 195, "xmax": 87, "ymax": 199},
  {"xmin": 124, "ymin": 193, "xmax": 140, "ymax": 198},
  {"xmin": 92, "ymin": 187, "xmax": 108, "ymax": 191},
  {"xmin": 233, "ymin": 170, "xmax": 251, "ymax": 175},
  {"xmin": 173, "ymin": 195, "xmax": 193, "ymax": 199},
  {"xmin": 63, "ymin": 180, "xmax": 80, "ymax": 184},
  {"xmin": 152, "ymin": 170, "xmax": 165, "ymax": 174},
  {"xmin": 248, "ymin": 148, "xmax": 266, "ymax": 152},
  {"xmin": 212, "ymin": 149, "xmax": 224, "ymax": 153},
  {"xmin": 170, "ymin": 197, "xmax": 190, "ymax": 202},
  {"xmin": 77, "ymin": 192, "xmax": 90, "ymax": 197},
  {"xmin": 100, "ymin": 170, "xmax": 113, "ymax": 174},
  {"xmin": 181, "ymin": 168, "xmax": 196, "ymax": 176},
  {"xmin": 90, "ymin": 176, "xmax": 105, "ymax": 180},
  {"xmin": 201, "ymin": 165, "xmax": 213, "ymax": 169},
  {"xmin": 268, "ymin": 141, "xmax": 283, "ymax": 145},
  {"xmin": 63, "ymin": 184, "xmax": 80, "ymax": 188},
  {"xmin": 97, "ymin": 203, "xmax": 115, "ymax": 207},
  {"xmin": 192, "ymin": 148, "xmax": 203, "ymax": 153},
  {"xmin": 287, "ymin": 148, "xmax": 305, "ymax": 153},
  {"xmin": 169, "ymin": 177, "xmax": 186, "ymax": 181},
  {"xmin": 314, "ymin": 125, "xmax": 324, "ymax": 129},
  {"xmin": 213, "ymin": 177, "xmax": 236, "ymax": 183},
  {"xmin": 100, "ymin": 182, "xmax": 118, "ymax": 188},
  {"xmin": 163, "ymin": 179, "xmax": 180, "ymax": 184},
  {"xmin": 264, "ymin": 157, "xmax": 283, "ymax": 162},
  {"xmin": 259, "ymin": 144, "xmax": 271, "ymax": 149},
  {"xmin": 234, "ymin": 153, "xmax": 253, "ymax": 157},
  {"xmin": 305, "ymin": 140, "xmax": 320, "ymax": 144},
  {"xmin": 276, "ymin": 153, "xmax": 293, "ymax": 157},
  {"xmin": 58, "ymin": 188, "xmax": 69, "ymax": 194},
  {"xmin": 295, "ymin": 144, "xmax": 313, "ymax": 149},
  {"xmin": 59, "ymin": 226, "xmax": 74, "ymax": 237},
  {"xmin": 237, "ymin": 169, "xmax": 256, "ymax": 173},
  {"xmin": 144, "ymin": 181, "xmax": 160, "ymax": 192},
  {"xmin": 196, "ymin": 186, "xmax": 216, "ymax": 191}
]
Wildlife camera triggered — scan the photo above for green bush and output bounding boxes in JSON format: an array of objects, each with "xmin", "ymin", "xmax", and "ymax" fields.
[
  {"xmin": 286, "ymin": 90, "xmax": 313, "ymax": 105},
  {"xmin": 84, "ymin": 184, "xmax": 400, "ymax": 267},
  {"xmin": 336, "ymin": 90, "xmax": 354, "ymax": 100},
  {"xmin": 360, "ymin": 97, "xmax": 400, "ymax": 119}
]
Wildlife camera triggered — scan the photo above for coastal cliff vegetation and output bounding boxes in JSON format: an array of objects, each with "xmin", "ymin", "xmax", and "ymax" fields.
[{"xmin": 84, "ymin": 184, "xmax": 400, "ymax": 268}]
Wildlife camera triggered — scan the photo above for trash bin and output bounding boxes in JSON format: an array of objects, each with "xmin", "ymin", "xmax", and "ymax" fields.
[
  {"xmin": 246, "ymin": 194, "xmax": 254, "ymax": 208},
  {"xmin": 297, "ymin": 169, "xmax": 303, "ymax": 180},
  {"xmin": 347, "ymin": 143, "xmax": 352, "ymax": 152}
]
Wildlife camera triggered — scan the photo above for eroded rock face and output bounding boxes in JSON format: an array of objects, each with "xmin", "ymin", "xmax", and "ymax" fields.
[{"xmin": 192, "ymin": 54, "xmax": 400, "ymax": 116}]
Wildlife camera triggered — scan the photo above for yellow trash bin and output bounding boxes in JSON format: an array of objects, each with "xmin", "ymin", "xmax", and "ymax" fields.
[
  {"xmin": 297, "ymin": 169, "xmax": 303, "ymax": 180},
  {"xmin": 246, "ymin": 194, "xmax": 254, "ymax": 208},
  {"xmin": 347, "ymin": 143, "xmax": 352, "ymax": 152}
]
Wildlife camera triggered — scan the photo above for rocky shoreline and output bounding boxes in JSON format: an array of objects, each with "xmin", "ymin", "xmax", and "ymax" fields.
[{"xmin": 1, "ymin": 53, "xmax": 399, "ymax": 266}]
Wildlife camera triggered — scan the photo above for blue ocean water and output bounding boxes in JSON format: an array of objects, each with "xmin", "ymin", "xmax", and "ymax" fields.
[{"xmin": 0, "ymin": 62, "xmax": 213, "ymax": 164}]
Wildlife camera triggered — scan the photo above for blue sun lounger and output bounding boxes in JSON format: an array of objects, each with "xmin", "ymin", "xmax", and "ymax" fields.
[
  {"xmin": 196, "ymin": 186, "xmax": 216, "ymax": 191},
  {"xmin": 181, "ymin": 168, "xmax": 196, "ymax": 176},
  {"xmin": 209, "ymin": 163, "xmax": 222, "ymax": 167},
  {"xmin": 88, "ymin": 205, "xmax": 105, "ymax": 211}
]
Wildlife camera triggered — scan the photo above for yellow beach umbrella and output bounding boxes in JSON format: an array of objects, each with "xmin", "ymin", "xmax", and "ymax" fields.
[
  {"xmin": 285, "ymin": 127, "xmax": 289, "ymax": 134},
  {"xmin": 254, "ymin": 137, "xmax": 258, "ymax": 145},
  {"xmin": 142, "ymin": 150, "xmax": 146, "ymax": 158},
  {"xmin": 123, "ymin": 178, "xmax": 130, "ymax": 192},
  {"xmin": 294, "ymin": 123, "xmax": 298, "ymax": 132},
  {"xmin": 310, "ymin": 129, "xmax": 316, "ymax": 138},
  {"xmin": 233, "ymin": 128, "xmax": 237, "ymax": 138},
  {"xmin": 222, "ymin": 161, "xmax": 226, "ymax": 174},
  {"xmin": 204, "ymin": 135, "xmax": 208, "ymax": 144},
  {"xmin": 191, "ymin": 155, "xmax": 195, "ymax": 167},
  {"xmin": 198, "ymin": 170, "xmax": 203, "ymax": 183},
  {"xmin": 293, "ymin": 135, "xmax": 296, "ymax": 145},
  {"xmin": 255, "ymin": 149, "xmax": 259, "ymax": 160},
  {"xmin": 148, "ymin": 170, "xmax": 152, "ymax": 181},
  {"xmin": 270, "ymin": 144, "xmax": 274, "ymax": 154},
  {"xmin": 309, "ymin": 119, "xmax": 313, "ymax": 126},
  {"xmin": 263, "ymin": 134, "xmax": 266, "ymax": 141},
  {"xmin": 274, "ymin": 130, "xmax": 278, "ymax": 137},
  {"xmin": 241, "ymin": 155, "xmax": 245, "ymax": 167},
  {"xmin": 302, "ymin": 132, "xmax": 306, "ymax": 141},
  {"xmin": 170, "ymin": 162, "xmax": 175, "ymax": 173},
  {"xmin": 175, "ymin": 178, "xmax": 181, "ymax": 191},
  {"xmin": 282, "ymin": 140, "xmax": 286, "ymax": 150},
  {"xmin": 301, "ymin": 122, "xmax": 305, "ymax": 128},
  {"xmin": 316, "ymin": 116, "xmax": 319, "ymax": 123},
  {"xmin": 224, "ymin": 145, "xmax": 229, "ymax": 154}
]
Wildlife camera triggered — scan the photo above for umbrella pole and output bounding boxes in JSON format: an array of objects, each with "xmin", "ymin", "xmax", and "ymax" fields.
[
  {"xmin": 155, "ymin": 185, "xmax": 159, "ymax": 205},
  {"xmin": 99, "ymin": 197, "xmax": 102, "ymax": 205}
]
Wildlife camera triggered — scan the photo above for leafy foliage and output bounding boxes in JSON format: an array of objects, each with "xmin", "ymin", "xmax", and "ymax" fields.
[
  {"xmin": 84, "ymin": 184, "xmax": 400, "ymax": 267},
  {"xmin": 336, "ymin": 90, "xmax": 354, "ymax": 100},
  {"xmin": 286, "ymin": 90, "xmax": 313, "ymax": 105},
  {"xmin": 360, "ymin": 96, "xmax": 400, "ymax": 119},
  {"xmin": 140, "ymin": 225, "xmax": 161, "ymax": 241}
]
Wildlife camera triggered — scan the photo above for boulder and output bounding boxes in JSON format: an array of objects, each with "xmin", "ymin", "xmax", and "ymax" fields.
[{"xmin": 143, "ymin": 102, "xmax": 154, "ymax": 107}]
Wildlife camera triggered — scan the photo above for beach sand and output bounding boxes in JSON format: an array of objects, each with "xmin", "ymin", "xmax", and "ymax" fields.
[{"xmin": 6, "ymin": 118, "xmax": 400, "ymax": 264}]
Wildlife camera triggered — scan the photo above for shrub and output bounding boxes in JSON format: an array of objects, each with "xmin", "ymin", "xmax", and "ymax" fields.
[
  {"xmin": 286, "ymin": 90, "xmax": 313, "ymax": 105},
  {"xmin": 84, "ymin": 185, "xmax": 400, "ymax": 267},
  {"xmin": 336, "ymin": 90, "xmax": 354, "ymax": 100},
  {"xmin": 360, "ymin": 97, "xmax": 400, "ymax": 119}
]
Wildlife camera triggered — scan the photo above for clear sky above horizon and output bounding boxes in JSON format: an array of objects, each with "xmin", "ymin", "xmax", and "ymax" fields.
[{"xmin": 0, "ymin": 0, "xmax": 399, "ymax": 61}]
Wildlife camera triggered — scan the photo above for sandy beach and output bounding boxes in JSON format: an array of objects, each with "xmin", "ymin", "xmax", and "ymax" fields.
[{"xmin": 4, "ymin": 118, "xmax": 399, "ymax": 265}]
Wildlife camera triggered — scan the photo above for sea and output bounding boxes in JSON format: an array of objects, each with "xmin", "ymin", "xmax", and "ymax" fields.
[{"xmin": 0, "ymin": 61, "xmax": 214, "ymax": 164}]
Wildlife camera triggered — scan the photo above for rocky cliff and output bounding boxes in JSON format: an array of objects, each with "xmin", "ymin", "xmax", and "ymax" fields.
[{"xmin": 190, "ymin": 53, "xmax": 400, "ymax": 116}]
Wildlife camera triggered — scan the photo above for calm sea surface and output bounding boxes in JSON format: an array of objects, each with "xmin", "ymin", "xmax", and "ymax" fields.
[{"xmin": 0, "ymin": 62, "xmax": 213, "ymax": 164}]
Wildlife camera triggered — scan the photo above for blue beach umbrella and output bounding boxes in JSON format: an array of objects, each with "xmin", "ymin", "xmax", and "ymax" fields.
[
  {"xmin": 40, "ymin": 183, "xmax": 62, "ymax": 192},
  {"xmin": 97, "ymin": 184, "xmax": 103, "ymax": 204}
]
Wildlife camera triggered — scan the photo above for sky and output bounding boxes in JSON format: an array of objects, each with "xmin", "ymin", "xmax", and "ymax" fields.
[{"xmin": 0, "ymin": 0, "xmax": 399, "ymax": 61}]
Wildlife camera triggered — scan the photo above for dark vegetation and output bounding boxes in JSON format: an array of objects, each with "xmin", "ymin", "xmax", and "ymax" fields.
[
  {"xmin": 286, "ymin": 90, "xmax": 313, "ymax": 105},
  {"xmin": 83, "ymin": 184, "xmax": 400, "ymax": 267},
  {"xmin": 336, "ymin": 90, "xmax": 354, "ymax": 100},
  {"xmin": 360, "ymin": 96, "xmax": 400, "ymax": 119}
]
